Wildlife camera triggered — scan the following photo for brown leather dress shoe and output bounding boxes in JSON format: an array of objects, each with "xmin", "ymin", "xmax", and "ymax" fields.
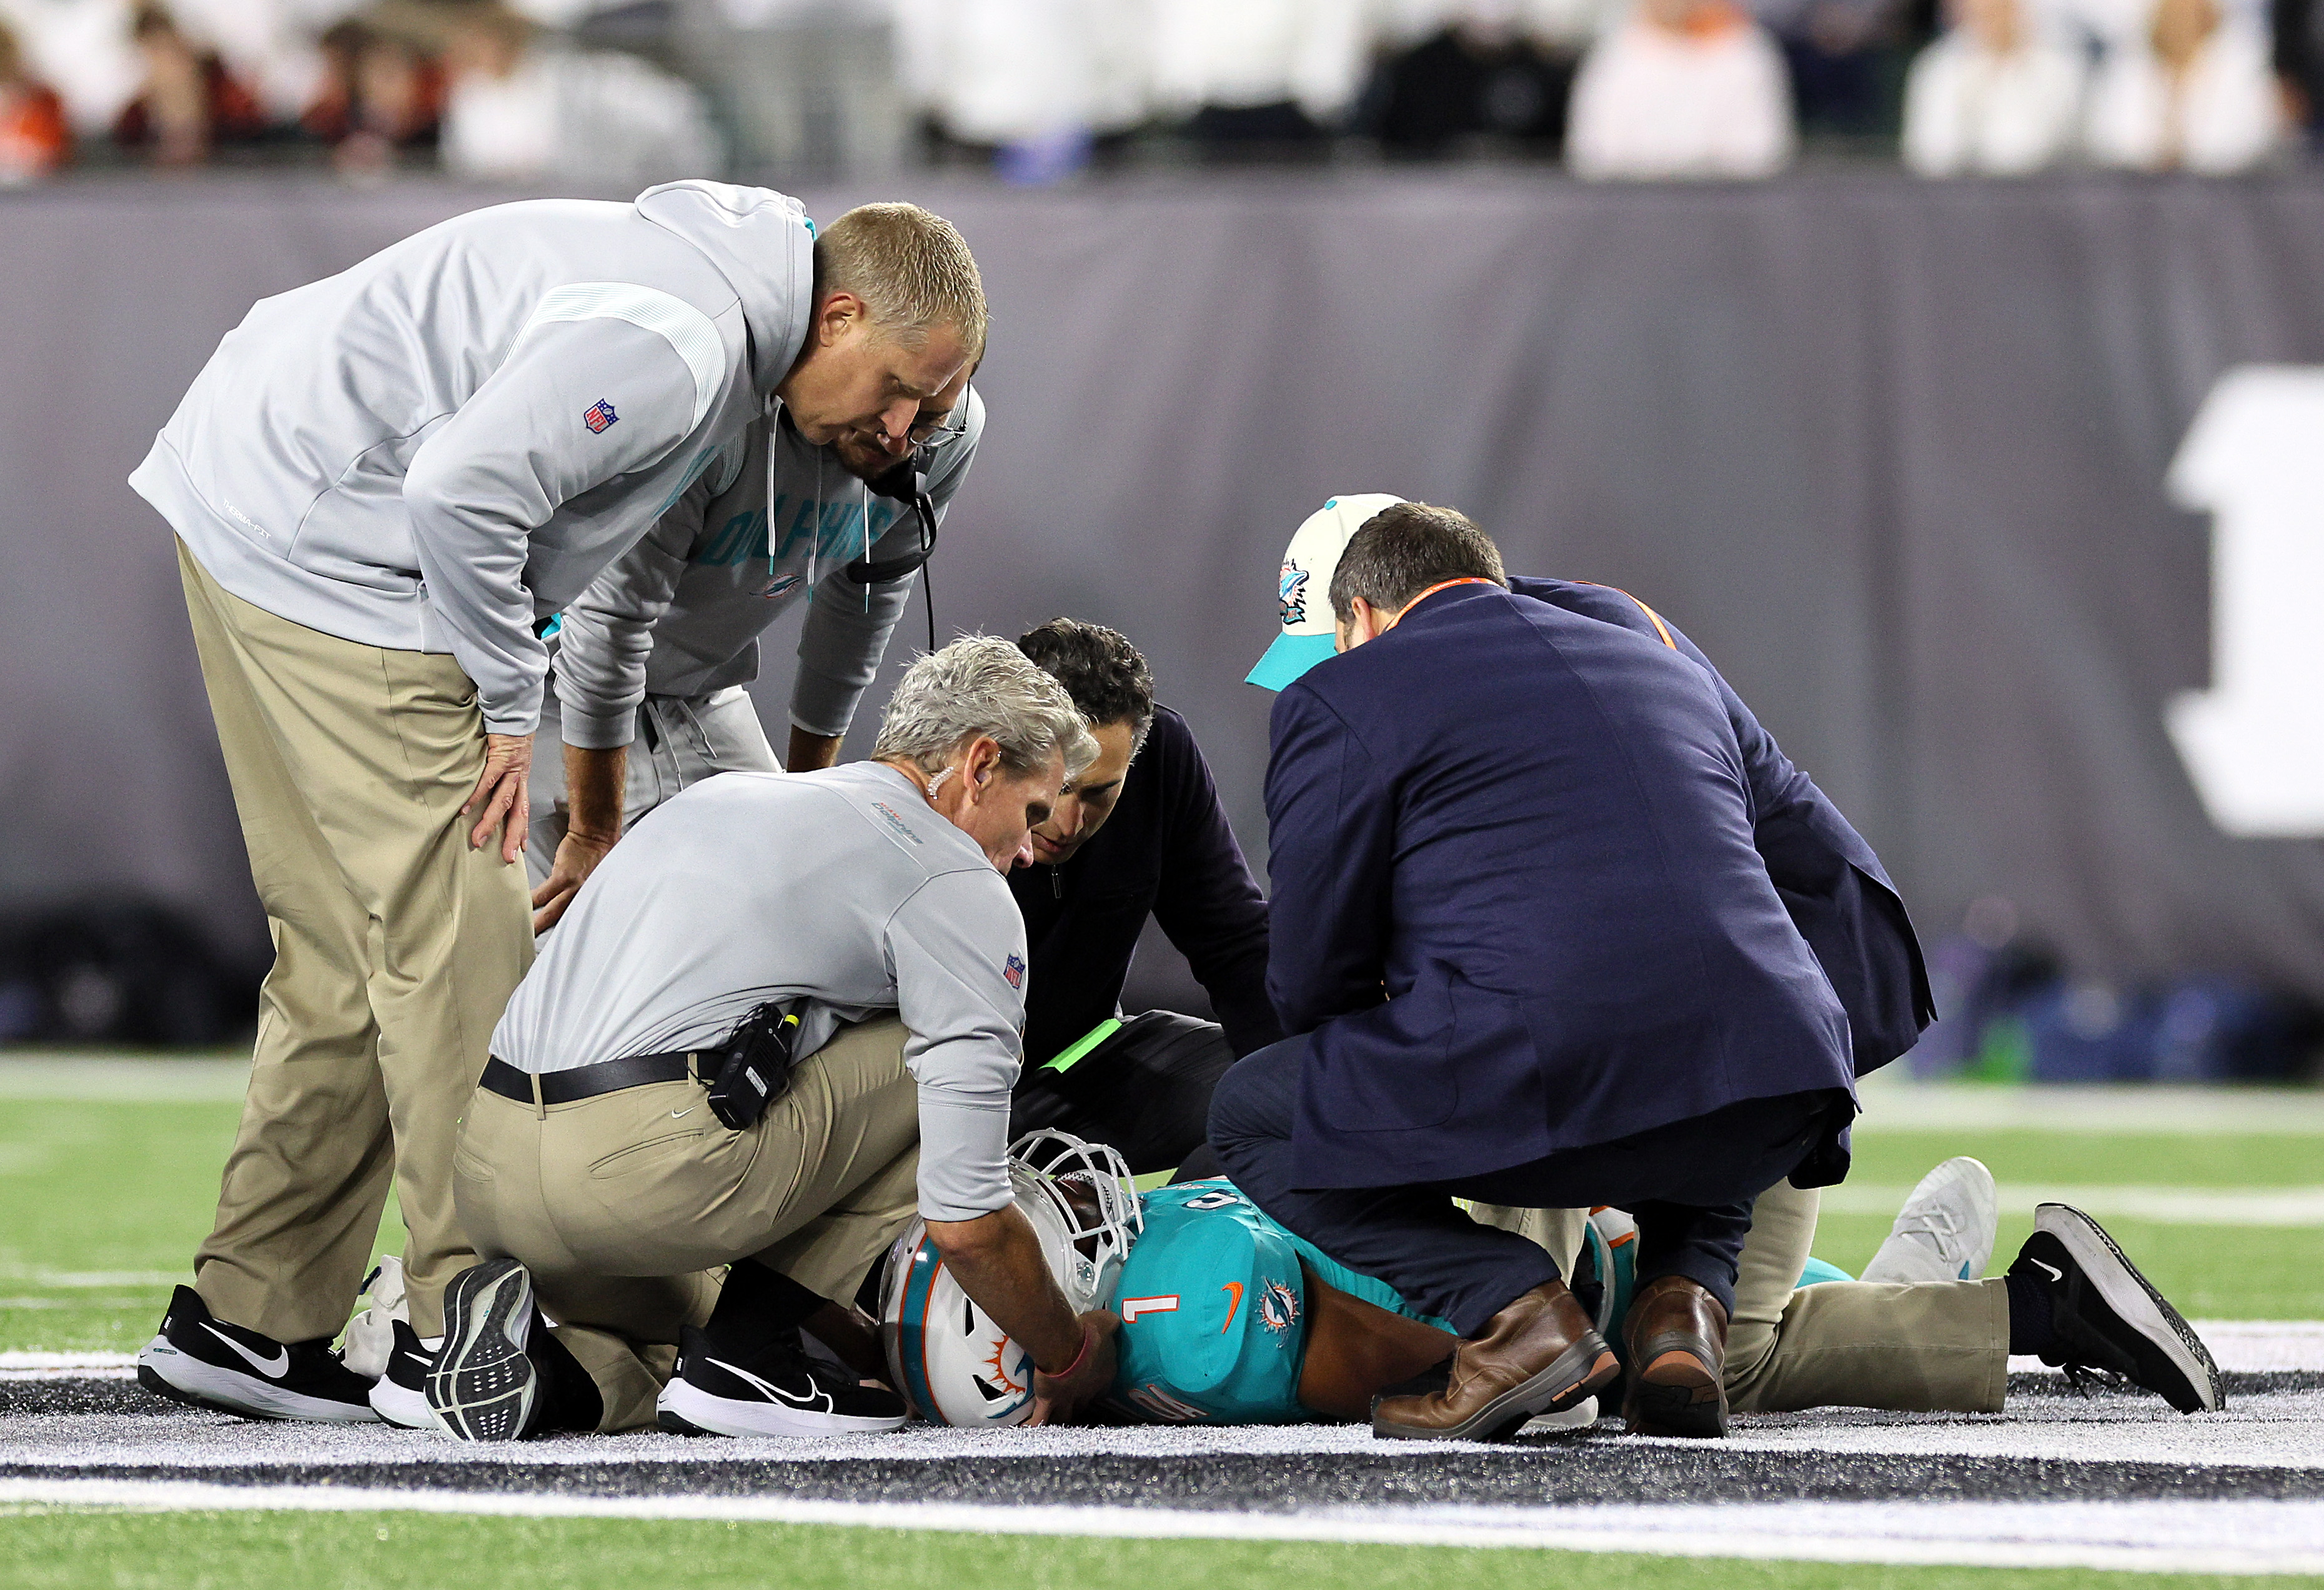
[
  {"xmin": 1371, "ymin": 1279, "xmax": 1619, "ymax": 1442},
  {"xmin": 1621, "ymin": 1274, "xmax": 1729, "ymax": 1438}
]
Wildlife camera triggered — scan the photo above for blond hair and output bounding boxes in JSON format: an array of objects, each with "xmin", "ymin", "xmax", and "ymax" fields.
[{"xmin": 813, "ymin": 203, "xmax": 987, "ymax": 359}]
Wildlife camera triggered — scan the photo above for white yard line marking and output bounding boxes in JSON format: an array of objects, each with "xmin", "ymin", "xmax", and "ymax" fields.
[
  {"xmin": 1854, "ymin": 1078, "xmax": 2324, "ymax": 1135},
  {"xmin": 0, "ymin": 1353, "xmax": 139, "ymax": 1378},
  {"xmin": 2182, "ymin": 1320, "xmax": 2324, "ymax": 1371},
  {"xmin": 1717, "ymin": 1387, "xmax": 2324, "ymax": 1470},
  {"xmin": 4, "ymin": 1320, "xmax": 2320, "ymax": 1380},
  {"xmin": 0, "ymin": 1058, "xmax": 250, "ymax": 1103},
  {"xmin": 1819, "ymin": 1184, "xmax": 2324, "ymax": 1226},
  {"xmin": 0, "ymin": 1271, "xmax": 185, "ymax": 1289},
  {"xmin": 2, "ymin": 1060, "xmax": 2318, "ymax": 1132},
  {"xmin": 9, "ymin": 1374, "xmax": 2322, "ymax": 1470},
  {"xmin": 0, "ymin": 1480, "xmax": 2317, "ymax": 1576}
]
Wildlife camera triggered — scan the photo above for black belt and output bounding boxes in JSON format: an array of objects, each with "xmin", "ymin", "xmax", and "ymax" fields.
[{"xmin": 480, "ymin": 1053, "xmax": 697, "ymax": 1105}]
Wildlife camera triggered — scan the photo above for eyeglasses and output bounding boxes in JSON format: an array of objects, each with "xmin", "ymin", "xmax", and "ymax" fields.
[{"xmin": 905, "ymin": 383, "xmax": 974, "ymax": 464}]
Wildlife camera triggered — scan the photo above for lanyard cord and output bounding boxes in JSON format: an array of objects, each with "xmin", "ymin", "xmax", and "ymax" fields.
[
  {"xmin": 1383, "ymin": 577, "xmax": 1498, "ymax": 631},
  {"xmin": 805, "ymin": 443, "xmax": 819, "ymax": 590},
  {"xmin": 765, "ymin": 395, "xmax": 782, "ymax": 575},
  {"xmin": 785, "ymin": 421, "xmax": 941, "ymax": 652}
]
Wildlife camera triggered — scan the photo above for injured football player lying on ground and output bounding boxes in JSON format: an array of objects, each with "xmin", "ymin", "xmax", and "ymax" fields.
[
  {"xmin": 879, "ymin": 1133, "xmax": 2223, "ymax": 1432},
  {"xmin": 887, "ymin": 1134, "xmax": 1750, "ymax": 1428}
]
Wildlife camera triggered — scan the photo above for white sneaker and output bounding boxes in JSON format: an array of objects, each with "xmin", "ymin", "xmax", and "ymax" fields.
[
  {"xmin": 342, "ymin": 1255, "xmax": 408, "ymax": 1382},
  {"xmin": 1520, "ymin": 1396, "xmax": 1599, "ymax": 1434},
  {"xmin": 368, "ymin": 1319, "xmax": 444, "ymax": 1430},
  {"xmin": 1860, "ymin": 1156, "xmax": 1999, "ymax": 1283}
]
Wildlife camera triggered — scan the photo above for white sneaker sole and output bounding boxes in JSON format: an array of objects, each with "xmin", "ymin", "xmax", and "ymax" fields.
[
  {"xmin": 656, "ymin": 1375, "xmax": 908, "ymax": 1438},
  {"xmin": 427, "ymin": 1260, "xmax": 537, "ymax": 1441},
  {"xmin": 1519, "ymin": 1396, "xmax": 1599, "ymax": 1434},
  {"xmin": 368, "ymin": 1372, "xmax": 442, "ymax": 1431},
  {"xmin": 137, "ymin": 1336, "xmax": 382, "ymax": 1424},
  {"xmin": 2038, "ymin": 1202, "xmax": 2223, "ymax": 1413}
]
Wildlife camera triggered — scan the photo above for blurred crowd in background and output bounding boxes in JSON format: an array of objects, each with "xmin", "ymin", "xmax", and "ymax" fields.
[
  {"xmin": 2, "ymin": 0, "xmax": 2321, "ymax": 187},
  {"xmin": 1911, "ymin": 898, "xmax": 2324, "ymax": 1086}
]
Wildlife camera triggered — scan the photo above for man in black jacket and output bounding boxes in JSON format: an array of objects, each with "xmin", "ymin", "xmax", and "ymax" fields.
[{"xmin": 1006, "ymin": 620, "xmax": 1281, "ymax": 1171}]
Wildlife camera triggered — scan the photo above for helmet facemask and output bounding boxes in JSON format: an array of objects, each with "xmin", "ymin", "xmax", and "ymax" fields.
[{"xmin": 1007, "ymin": 1129, "xmax": 1143, "ymax": 1311}]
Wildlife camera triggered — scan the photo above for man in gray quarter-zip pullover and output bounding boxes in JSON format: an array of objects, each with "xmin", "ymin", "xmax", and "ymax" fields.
[
  {"xmin": 525, "ymin": 369, "xmax": 985, "ymax": 927},
  {"xmin": 437, "ymin": 639, "xmax": 1121, "ymax": 1441},
  {"xmin": 129, "ymin": 186, "xmax": 988, "ymax": 1429}
]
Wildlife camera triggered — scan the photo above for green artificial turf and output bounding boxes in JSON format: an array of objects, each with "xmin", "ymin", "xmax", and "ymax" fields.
[
  {"xmin": 0, "ymin": 1097, "xmax": 402, "ymax": 1353},
  {"xmin": 2, "ymin": 1509, "xmax": 2317, "ymax": 1590},
  {"xmin": 1847, "ymin": 1129, "xmax": 2324, "ymax": 1190},
  {"xmin": 2, "ymin": 1090, "xmax": 2319, "ymax": 1353},
  {"xmin": 1831, "ymin": 1128, "xmax": 2324, "ymax": 1318},
  {"xmin": 1806, "ymin": 1211, "xmax": 2322, "ymax": 1319}
]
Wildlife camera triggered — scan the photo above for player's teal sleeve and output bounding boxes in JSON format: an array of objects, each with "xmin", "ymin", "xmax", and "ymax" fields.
[{"xmin": 1100, "ymin": 1180, "xmax": 1451, "ymax": 1425}]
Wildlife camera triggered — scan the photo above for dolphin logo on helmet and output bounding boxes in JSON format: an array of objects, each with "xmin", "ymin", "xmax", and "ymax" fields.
[{"xmin": 880, "ymin": 1130, "xmax": 1143, "ymax": 1427}]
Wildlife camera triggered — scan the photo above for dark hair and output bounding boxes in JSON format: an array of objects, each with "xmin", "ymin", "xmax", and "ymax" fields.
[
  {"xmin": 1016, "ymin": 619, "xmax": 1156, "ymax": 755},
  {"xmin": 1328, "ymin": 503, "xmax": 1506, "ymax": 623}
]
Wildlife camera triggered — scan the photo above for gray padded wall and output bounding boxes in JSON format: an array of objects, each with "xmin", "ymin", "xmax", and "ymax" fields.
[{"xmin": 3, "ymin": 172, "xmax": 2320, "ymax": 993}]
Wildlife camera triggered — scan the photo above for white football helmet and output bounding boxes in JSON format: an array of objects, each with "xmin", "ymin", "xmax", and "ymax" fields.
[{"xmin": 880, "ymin": 1130, "xmax": 1143, "ymax": 1427}]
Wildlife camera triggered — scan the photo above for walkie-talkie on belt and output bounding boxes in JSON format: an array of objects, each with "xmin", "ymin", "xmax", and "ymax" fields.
[{"xmin": 704, "ymin": 1001, "xmax": 802, "ymax": 1130}]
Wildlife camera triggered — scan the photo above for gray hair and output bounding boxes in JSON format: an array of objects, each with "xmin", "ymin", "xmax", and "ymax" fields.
[{"xmin": 875, "ymin": 636, "xmax": 1097, "ymax": 782}]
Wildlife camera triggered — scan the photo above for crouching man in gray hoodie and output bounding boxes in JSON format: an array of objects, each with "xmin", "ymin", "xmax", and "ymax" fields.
[
  {"xmin": 129, "ymin": 181, "xmax": 987, "ymax": 1428},
  {"xmin": 426, "ymin": 638, "xmax": 1119, "ymax": 1441},
  {"xmin": 526, "ymin": 340, "xmax": 985, "ymax": 930}
]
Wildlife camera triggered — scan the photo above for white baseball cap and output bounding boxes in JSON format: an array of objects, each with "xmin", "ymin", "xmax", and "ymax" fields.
[{"xmin": 1245, "ymin": 493, "xmax": 1407, "ymax": 692}]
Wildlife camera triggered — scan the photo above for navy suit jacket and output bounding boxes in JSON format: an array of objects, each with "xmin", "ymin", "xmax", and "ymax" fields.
[
  {"xmin": 1506, "ymin": 577, "xmax": 1934, "ymax": 1076},
  {"xmin": 1264, "ymin": 582, "xmax": 1861, "ymax": 1189}
]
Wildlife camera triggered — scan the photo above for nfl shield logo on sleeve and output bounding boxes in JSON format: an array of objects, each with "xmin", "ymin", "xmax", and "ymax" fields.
[
  {"xmin": 583, "ymin": 399, "xmax": 618, "ymax": 434},
  {"xmin": 1003, "ymin": 954, "xmax": 1026, "ymax": 990}
]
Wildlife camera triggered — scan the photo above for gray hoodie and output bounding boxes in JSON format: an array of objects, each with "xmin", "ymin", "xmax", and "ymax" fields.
[
  {"xmin": 129, "ymin": 182, "xmax": 817, "ymax": 736},
  {"xmin": 550, "ymin": 392, "xmax": 985, "ymax": 749}
]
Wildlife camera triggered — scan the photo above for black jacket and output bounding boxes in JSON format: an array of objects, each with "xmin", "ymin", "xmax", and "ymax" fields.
[{"xmin": 1010, "ymin": 704, "xmax": 1281, "ymax": 1069}]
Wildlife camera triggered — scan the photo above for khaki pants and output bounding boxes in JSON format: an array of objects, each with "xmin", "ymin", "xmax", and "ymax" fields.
[
  {"xmin": 453, "ymin": 1016, "xmax": 922, "ymax": 1431},
  {"xmin": 1463, "ymin": 1204, "xmax": 1589, "ymax": 1283},
  {"xmin": 1726, "ymin": 1178, "xmax": 2009, "ymax": 1413},
  {"xmin": 1474, "ymin": 1188, "xmax": 2007, "ymax": 1414},
  {"xmin": 177, "ymin": 542, "xmax": 534, "ymax": 1341}
]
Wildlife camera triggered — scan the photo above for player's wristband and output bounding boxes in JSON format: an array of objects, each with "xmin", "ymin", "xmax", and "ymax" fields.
[{"xmin": 1042, "ymin": 1321, "xmax": 1096, "ymax": 1382}]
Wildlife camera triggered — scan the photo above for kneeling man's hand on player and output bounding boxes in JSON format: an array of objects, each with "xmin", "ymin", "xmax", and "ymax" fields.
[{"xmin": 1030, "ymin": 1309, "xmax": 1122, "ymax": 1427}]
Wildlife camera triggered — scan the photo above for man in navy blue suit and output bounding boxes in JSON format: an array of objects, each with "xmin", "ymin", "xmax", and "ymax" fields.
[{"xmin": 1211, "ymin": 500, "xmax": 1863, "ymax": 1443}]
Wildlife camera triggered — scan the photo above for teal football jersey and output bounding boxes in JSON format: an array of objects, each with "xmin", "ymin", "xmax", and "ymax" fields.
[{"xmin": 1100, "ymin": 1179, "xmax": 1452, "ymax": 1424}]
